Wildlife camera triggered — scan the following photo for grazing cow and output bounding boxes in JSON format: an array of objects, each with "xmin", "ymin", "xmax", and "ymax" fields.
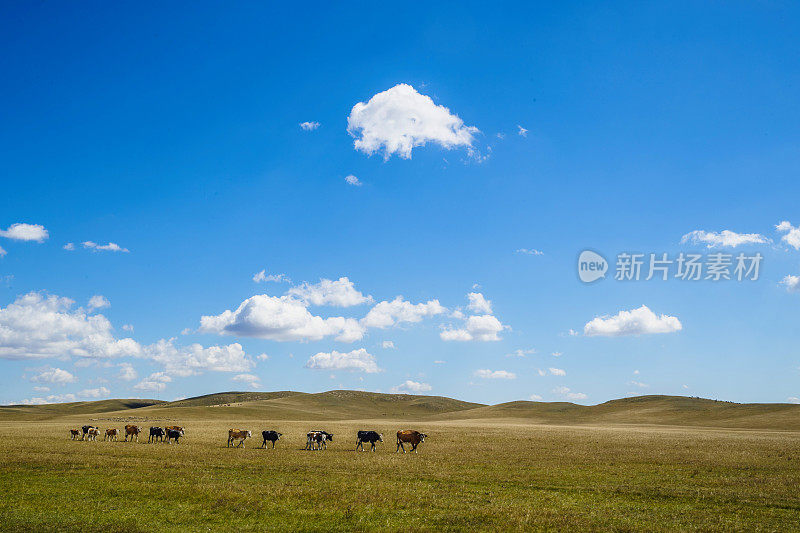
[
  {"xmin": 149, "ymin": 427, "xmax": 164, "ymax": 443},
  {"xmin": 396, "ymin": 430, "xmax": 427, "ymax": 453},
  {"xmin": 104, "ymin": 428, "xmax": 119, "ymax": 441},
  {"xmin": 70, "ymin": 429, "xmax": 80, "ymax": 440},
  {"xmin": 356, "ymin": 430, "xmax": 383, "ymax": 451},
  {"xmin": 81, "ymin": 425, "xmax": 97, "ymax": 441},
  {"xmin": 124, "ymin": 424, "xmax": 141, "ymax": 442},
  {"xmin": 306, "ymin": 431, "xmax": 333, "ymax": 450},
  {"xmin": 261, "ymin": 430, "xmax": 282, "ymax": 449},
  {"xmin": 165, "ymin": 425, "xmax": 184, "ymax": 437},
  {"xmin": 86, "ymin": 427, "xmax": 100, "ymax": 441},
  {"xmin": 166, "ymin": 428, "xmax": 184, "ymax": 444},
  {"xmin": 227, "ymin": 429, "xmax": 251, "ymax": 448}
]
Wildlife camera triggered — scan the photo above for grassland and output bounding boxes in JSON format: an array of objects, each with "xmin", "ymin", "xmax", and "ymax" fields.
[{"xmin": 1, "ymin": 392, "xmax": 799, "ymax": 532}]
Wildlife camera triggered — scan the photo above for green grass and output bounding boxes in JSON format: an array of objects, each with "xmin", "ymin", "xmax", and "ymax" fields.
[{"xmin": 1, "ymin": 393, "xmax": 799, "ymax": 531}]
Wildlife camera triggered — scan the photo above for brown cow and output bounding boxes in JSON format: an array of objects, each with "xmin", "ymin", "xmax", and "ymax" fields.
[
  {"xmin": 396, "ymin": 430, "xmax": 427, "ymax": 453},
  {"xmin": 124, "ymin": 424, "xmax": 141, "ymax": 442},
  {"xmin": 104, "ymin": 428, "xmax": 119, "ymax": 441},
  {"xmin": 164, "ymin": 425, "xmax": 184, "ymax": 441},
  {"xmin": 227, "ymin": 429, "xmax": 251, "ymax": 448},
  {"xmin": 69, "ymin": 429, "xmax": 80, "ymax": 440},
  {"xmin": 86, "ymin": 427, "xmax": 100, "ymax": 441}
]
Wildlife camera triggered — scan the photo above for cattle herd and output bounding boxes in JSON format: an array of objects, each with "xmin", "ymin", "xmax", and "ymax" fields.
[{"xmin": 69, "ymin": 425, "xmax": 428, "ymax": 452}]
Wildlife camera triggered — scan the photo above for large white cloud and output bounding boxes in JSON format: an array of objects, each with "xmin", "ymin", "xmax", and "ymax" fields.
[
  {"xmin": 287, "ymin": 277, "xmax": 372, "ymax": 307},
  {"xmin": 144, "ymin": 339, "xmax": 255, "ymax": 377},
  {"xmin": 584, "ymin": 305, "xmax": 682, "ymax": 337},
  {"xmin": 347, "ymin": 84, "xmax": 478, "ymax": 159},
  {"xmin": 0, "ymin": 223, "xmax": 48, "ymax": 242},
  {"xmin": 199, "ymin": 294, "xmax": 365, "ymax": 342},
  {"xmin": 681, "ymin": 230, "xmax": 769, "ymax": 248},
  {"xmin": 776, "ymin": 221, "xmax": 800, "ymax": 250},
  {"xmin": 441, "ymin": 314, "xmax": 505, "ymax": 342},
  {"xmin": 391, "ymin": 380, "xmax": 432, "ymax": 393},
  {"xmin": 30, "ymin": 367, "xmax": 77, "ymax": 384},
  {"xmin": 304, "ymin": 348, "xmax": 380, "ymax": 373},
  {"xmin": 361, "ymin": 297, "xmax": 445, "ymax": 329},
  {"xmin": 0, "ymin": 293, "xmax": 140, "ymax": 360}
]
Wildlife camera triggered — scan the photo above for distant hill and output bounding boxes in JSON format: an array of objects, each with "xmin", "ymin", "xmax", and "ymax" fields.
[{"xmin": 2, "ymin": 392, "xmax": 798, "ymax": 430}]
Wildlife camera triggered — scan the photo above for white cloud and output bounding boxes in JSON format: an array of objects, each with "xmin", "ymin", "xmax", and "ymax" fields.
[
  {"xmin": 633, "ymin": 369, "xmax": 640, "ymax": 375},
  {"xmin": 78, "ymin": 386, "xmax": 110, "ymax": 399},
  {"xmin": 467, "ymin": 292, "xmax": 492, "ymax": 314},
  {"xmin": 553, "ymin": 386, "xmax": 587, "ymax": 401},
  {"xmin": 516, "ymin": 248, "xmax": 543, "ymax": 256},
  {"xmin": 144, "ymin": 339, "xmax": 255, "ymax": 377},
  {"xmin": 82, "ymin": 241, "xmax": 129, "ymax": 253},
  {"xmin": 391, "ymin": 380, "xmax": 432, "ymax": 393},
  {"xmin": 0, "ymin": 292, "xmax": 140, "ymax": 360},
  {"xmin": 253, "ymin": 270, "xmax": 290, "ymax": 283},
  {"xmin": 0, "ymin": 223, "xmax": 48, "ymax": 242},
  {"xmin": 32, "ymin": 385, "xmax": 50, "ymax": 392},
  {"xmin": 529, "ymin": 393, "xmax": 542, "ymax": 401},
  {"xmin": 304, "ymin": 348, "xmax": 380, "ymax": 373},
  {"xmin": 680, "ymin": 230, "xmax": 769, "ymax": 248},
  {"xmin": 788, "ymin": 396, "xmax": 800, "ymax": 404},
  {"xmin": 548, "ymin": 367, "xmax": 566, "ymax": 376},
  {"xmin": 776, "ymin": 221, "xmax": 800, "ymax": 250},
  {"xmin": 199, "ymin": 294, "xmax": 365, "ymax": 342},
  {"xmin": 441, "ymin": 314, "xmax": 505, "ymax": 342},
  {"xmin": 474, "ymin": 369, "xmax": 516, "ymax": 380},
  {"xmin": 88, "ymin": 295, "xmax": 110, "ymax": 310},
  {"xmin": 347, "ymin": 83, "xmax": 478, "ymax": 160},
  {"xmin": 362, "ymin": 297, "xmax": 445, "ymax": 329},
  {"xmin": 567, "ymin": 329, "xmax": 580, "ymax": 337},
  {"xmin": 117, "ymin": 363, "xmax": 137, "ymax": 381},
  {"xmin": 629, "ymin": 381, "xmax": 649, "ymax": 388},
  {"xmin": 780, "ymin": 275, "xmax": 800, "ymax": 293},
  {"xmin": 134, "ymin": 372, "xmax": 171, "ymax": 392},
  {"xmin": 19, "ymin": 393, "xmax": 77, "ymax": 405},
  {"xmin": 517, "ymin": 125, "xmax": 528, "ymax": 137},
  {"xmin": 30, "ymin": 367, "xmax": 77, "ymax": 384},
  {"xmin": 345, "ymin": 174, "xmax": 362, "ymax": 186},
  {"xmin": 122, "ymin": 324, "xmax": 134, "ymax": 332},
  {"xmin": 0, "ymin": 245, "xmax": 6, "ymax": 257},
  {"xmin": 257, "ymin": 353, "xmax": 269, "ymax": 361},
  {"xmin": 536, "ymin": 369, "xmax": 546, "ymax": 376},
  {"xmin": 63, "ymin": 243, "xmax": 75, "ymax": 251},
  {"xmin": 584, "ymin": 305, "xmax": 682, "ymax": 337},
  {"xmin": 506, "ymin": 348, "xmax": 535, "ymax": 358},
  {"xmin": 552, "ymin": 352, "xmax": 562, "ymax": 357},
  {"xmin": 232, "ymin": 373, "xmax": 261, "ymax": 389},
  {"xmin": 433, "ymin": 360, "xmax": 445, "ymax": 364},
  {"xmin": 288, "ymin": 277, "xmax": 372, "ymax": 307},
  {"xmin": 299, "ymin": 121, "xmax": 320, "ymax": 131},
  {"xmin": 381, "ymin": 340, "xmax": 395, "ymax": 349}
]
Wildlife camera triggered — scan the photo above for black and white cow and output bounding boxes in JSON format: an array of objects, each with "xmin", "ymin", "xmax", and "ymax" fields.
[
  {"xmin": 355, "ymin": 430, "xmax": 383, "ymax": 451},
  {"xmin": 306, "ymin": 430, "xmax": 333, "ymax": 450},
  {"xmin": 261, "ymin": 430, "xmax": 282, "ymax": 449},
  {"xmin": 165, "ymin": 428, "xmax": 184, "ymax": 444},
  {"xmin": 149, "ymin": 427, "xmax": 165, "ymax": 443}
]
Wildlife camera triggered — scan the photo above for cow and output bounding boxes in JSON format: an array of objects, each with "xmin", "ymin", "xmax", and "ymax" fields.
[
  {"xmin": 356, "ymin": 430, "xmax": 383, "ymax": 452},
  {"xmin": 227, "ymin": 429, "xmax": 251, "ymax": 448},
  {"xmin": 86, "ymin": 427, "xmax": 100, "ymax": 441},
  {"xmin": 166, "ymin": 428, "xmax": 184, "ymax": 444},
  {"xmin": 124, "ymin": 424, "xmax": 141, "ymax": 442},
  {"xmin": 149, "ymin": 427, "xmax": 165, "ymax": 443},
  {"xmin": 165, "ymin": 425, "xmax": 184, "ymax": 437},
  {"xmin": 261, "ymin": 430, "xmax": 282, "ymax": 449},
  {"xmin": 104, "ymin": 428, "xmax": 119, "ymax": 441},
  {"xmin": 69, "ymin": 429, "xmax": 80, "ymax": 440},
  {"xmin": 396, "ymin": 430, "xmax": 427, "ymax": 453},
  {"xmin": 81, "ymin": 425, "xmax": 97, "ymax": 441},
  {"xmin": 306, "ymin": 431, "xmax": 333, "ymax": 450}
]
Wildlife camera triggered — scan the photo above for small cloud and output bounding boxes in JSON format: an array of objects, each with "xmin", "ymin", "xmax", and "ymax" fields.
[
  {"xmin": 517, "ymin": 125, "xmax": 528, "ymax": 137},
  {"xmin": 466, "ymin": 292, "xmax": 492, "ymax": 314},
  {"xmin": 82, "ymin": 241, "xmax": 129, "ymax": 253},
  {"xmin": 30, "ymin": 367, "xmax": 77, "ymax": 385},
  {"xmin": 257, "ymin": 353, "xmax": 269, "ymax": 361},
  {"xmin": 232, "ymin": 373, "xmax": 261, "ymax": 389},
  {"xmin": 529, "ymin": 393, "xmax": 542, "ymax": 401},
  {"xmin": 506, "ymin": 348, "xmax": 535, "ymax": 358},
  {"xmin": 496, "ymin": 132, "xmax": 506, "ymax": 140},
  {"xmin": 681, "ymin": 230, "xmax": 769, "ymax": 248},
  {"xmin": 0, "ymin": 245, "xmax": 5, "ymax": 257},
  {"xmin": 780, "ymin": 275, "xmax": 800, "ymax": 293},
  {"xmin": 33, "ymin": 386, "xmax": 50, "ymax": 393},
  {"xmin": 63, "ymin": 243, "xmax": 75, "ymax": 251},
  {"xmin": 516, "ymin": 248, "xmax": 543, "ymax": 256},
  {"xmin": 122, "ymin": 324, "xmax": 134, "ymax": 332},
  {"xmin": 633, "ymin": 369, "xmax": 640, "ymax": 375},
  {"xmin": 629, "ymin": 380, "xmax": 649, "ymax": 388},
  {"xmin": 536, "ymin": 368, "xmax": 546, "ymax": 376},
  {"xmin": 548, "ymin": 367, "xmax": 566, "ymax": 376},
  {"xmin": 584, "ymin": 305, "xmax": 681, "ymax": 337},
  {"xmin": 0, "ymin": 223, "xmax": 48, "ymax": 242},
  {"xmin": 180, "ymin": 328, "xmax": 192, "ymax": 335},
  {"xmin": 345, "ymin": 174, "xmax": 362, "ymax": 186},
  {"xmin": 381, "ymin": 341, "xmax": 395, "ymax": 349},
  {"xmin": 682, "ymin": 384, "xmax": 690, "ymax": 390},
  {"xmin": 253, "ymin": 270, "xmax": 290, "ymax": 283},
  {"xmin": 776, "ymin": 221, "xmax": 800, "ymax": 250},
  {"xmin": 391, "ymin": 380, "xmax": 432, "ymax": 393},
  {"xmin": 78, "ymin": 386, "xmax": 110, "ymax": 399},
  {"xmin": 88, "ymin": 295, "xmax": 110, "ymax": 311},
  {"xmin": 305, "ymin": 348, "xmax": 381, "ymax": 373},
  {"xmin": 300, "ymin": 121, "xmax": 320, "ymax": 131},
  {"xmin": 787, "ymin": 396, "xmax": 800, "ymax": 404},
  {"xmin": 551, "ymin": 352, "xmax": 562, "ymax": 357},
  {"xmin": 553, "ymin": 386, "xmax": 587, "ymax": 401},
  {"xmin": 474, "ymin": 369, "xmax": 516, "ymax": 380},
  {"xmin": 433, "ymin": 360, "xmax": 445, "ymax": 364},
  {"xmin": 567, "ymin": 329, "xmax": 580, "ymax": 337},
  {"xmin": 117, "ymin": 363, "xmax": 137, "ymax": 382}
]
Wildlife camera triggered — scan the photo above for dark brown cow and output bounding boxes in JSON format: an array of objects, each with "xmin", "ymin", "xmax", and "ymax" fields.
[
  {"xmin": 227, "ymin": 429, "xmax": 251, "ymax": 448},
  {"xmin": 104, "ymin": 428, "xmax": 119, "ymax": 441},
  {"xmin": 396, "ymin": 430, "xmax": 427, "ymax": 453},
  {"xmin": 124, "ymin": 424, "xmax": 141, "ymax": 442},
  {"xmin": 69, "ymin": 429, "xmax": 80, "ymax": 440}
]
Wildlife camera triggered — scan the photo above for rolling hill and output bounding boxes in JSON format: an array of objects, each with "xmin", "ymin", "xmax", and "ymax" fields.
[{"xmin": 2, "ymin": 391, "xmax": 798, "ymax": 430}]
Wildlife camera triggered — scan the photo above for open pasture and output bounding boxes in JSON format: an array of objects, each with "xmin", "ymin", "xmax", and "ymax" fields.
[{"xmin": 1, "ymin": 411, "xmax": 799, "ymax": 531}]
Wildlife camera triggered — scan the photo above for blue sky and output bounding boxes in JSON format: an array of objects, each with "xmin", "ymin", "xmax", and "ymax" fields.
[{"xmin": 1, "ymin": 2, "xmax": 799, "ymax": 405}]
